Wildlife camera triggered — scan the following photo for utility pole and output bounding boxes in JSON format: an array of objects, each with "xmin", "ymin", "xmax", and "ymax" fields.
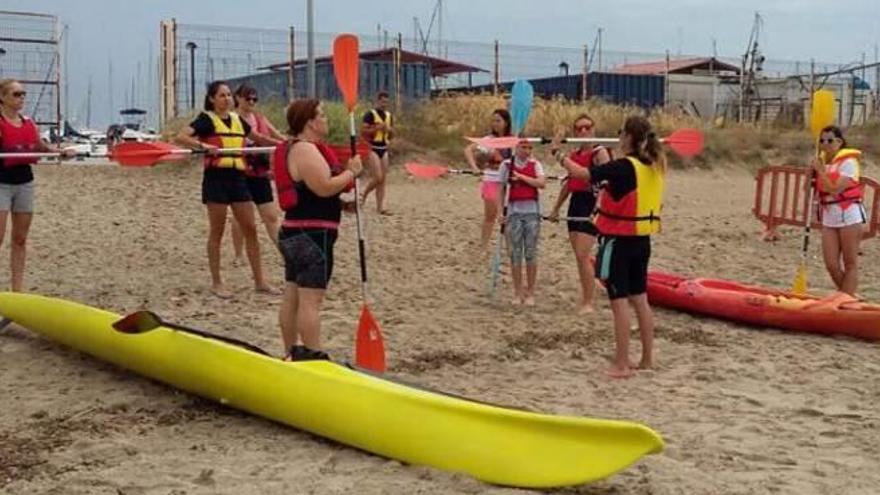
[
  {"xmin": 307, "ymin": 0, "xmax": 315, "ymax": 98},
  {"xmin": 437, "ymin": 0, "xmax": 442, "ymax": 58}
]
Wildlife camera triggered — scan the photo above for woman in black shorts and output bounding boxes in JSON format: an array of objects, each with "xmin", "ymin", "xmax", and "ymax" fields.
[
  {"xmin": 557, "ymin": 115, "xmax": 666, "ymax": 379},
  {"xmin": 274, "ymin": 99, "xmax": 363, "ymax": 360},
  {"xmin": 175, "ymin": 80, "xmax": 279, "ymax": 298},
  {"xmin": 548, "ymin": 113, "xmax": 611, "ymax": 314}
]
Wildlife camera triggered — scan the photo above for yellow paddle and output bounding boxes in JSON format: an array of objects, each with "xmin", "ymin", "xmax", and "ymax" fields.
[{"xmin": 792, "ymin": 89, "xmax": 834, "ymax": 294}]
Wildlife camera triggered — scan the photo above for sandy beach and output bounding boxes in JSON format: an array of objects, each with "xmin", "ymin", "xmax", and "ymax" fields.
[{"xmin": 1, "ymin": 158, "xmax": 878, "ymax": 494}]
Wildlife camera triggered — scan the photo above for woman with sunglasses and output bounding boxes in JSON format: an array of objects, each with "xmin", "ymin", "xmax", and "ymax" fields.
[
  {"xmin": 548, "ymin": 114, "xmax": 611, "ymax": 314},
  {"xmin": 811, "ymin": 126, "xmax": 866, "ymax": 296},
  {"xmin": 229, "ymin": 84, "xmax": 285, "ymax": 268},
  {"xmin": 557, "ymin": 115, "xmax": 665, "ymax": 379},
  {"xmin": 175, "ymin": 80, "xmax": 279, "ymax": 299},
  {"xmin": 0, "ymin": 79, "xmax": 73, "ymax": 291},
  {"xmin": 464, "ymin": 109, "xmax": 513, "ymax": 249}
]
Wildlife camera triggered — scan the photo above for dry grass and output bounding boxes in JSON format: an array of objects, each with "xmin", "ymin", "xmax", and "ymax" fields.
[{"xmin": 160, "ymin": 94, "xmax": 880, "ymax": 171}]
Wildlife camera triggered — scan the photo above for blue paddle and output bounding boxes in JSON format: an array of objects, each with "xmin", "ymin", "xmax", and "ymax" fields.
[
  {"xmin": 510, "ymin": 79, "xmax": 534, "ymax": 136},
  {"xmin": 489, "ymin": 80, "xmax": 534, "ymax": 298}
]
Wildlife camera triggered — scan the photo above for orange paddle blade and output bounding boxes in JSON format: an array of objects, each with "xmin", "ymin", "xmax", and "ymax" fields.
[
  {"xmin": 333, "ymin": 34, "xmax": 360, "ymax": 111},
  {"xmin": 355, "ymin": 304, "xmax": 385, "ymax": 372},
  {"xmin": 466, "ymin": 136, "xmax": 522, "ymax": 150},
  {"xmin": 405, "ymin": 162, "xmax": 449, "ymax": 179},
  {"xmin": 662, "ymin": 128, "xmax": 704, "ymax": 158},
  {"xmin": 109, "ymin": 141, "xmax": 188, "ymax": 167}
]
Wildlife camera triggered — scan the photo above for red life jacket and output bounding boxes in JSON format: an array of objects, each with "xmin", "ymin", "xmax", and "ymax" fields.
[
  {"xmin": 241, "ymin": 112, "xmax": 271, "ymax": 178},
  {"xmin": 273, "ymin": 139, "xmax": 353, "ymax": 211},
  {"xmin": 507, "ymin": 159, "xmax": 540, "ymax": 201},
  {"xmin": 0, "ymin": 115, "xmax": 40, "ymax": 167},
  {"xmin": 566, "ymin": 147, "xmax": 604, "ymax": 192},
  {"xmin": 817, "ymin": 148, "xmax": 863, "ymax": 211}
]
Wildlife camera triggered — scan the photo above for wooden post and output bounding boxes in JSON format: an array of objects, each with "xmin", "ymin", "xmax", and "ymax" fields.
[
  {"xmin": 581, "ymin": 44, "xmax": 588, "ymax": 102},
  {"xmin": 287, "ymin": 26, "xmax": 295, "ymax": 101},
  {"xmin": 159, "ymin": 19, "xmax": 178, "ymax": 126},
  {"xmin": 664, "ymin": 50, "xmax": 670, "ymax": 108},
  {"xmin": 493, "ymin": 39, "xmax": 500, "ymax": 96},
  {"xmin": 395, "ymin": 32, "xmax": 402, "ymax": 114},
  {"xmin": 809, "ymin": 58, "xmax": 815, "ymax": 132}
]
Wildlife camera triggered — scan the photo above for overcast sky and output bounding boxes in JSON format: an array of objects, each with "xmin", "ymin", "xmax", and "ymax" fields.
[{"xmin": 3, "ymin": 0, "xmax": 878, "ymax": 128}]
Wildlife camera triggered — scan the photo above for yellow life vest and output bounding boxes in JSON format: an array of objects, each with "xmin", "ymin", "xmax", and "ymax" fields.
[
  {"xmin": 368, "ymin": 109, "xmax": 392, "ymax": 146},
  {"xmin": 201, "ymin": 111, "xmax": 246, "ymax": 170},
  {"xmin": 595, "ymin": 156, "xmax": 664, "ymax": 236}
]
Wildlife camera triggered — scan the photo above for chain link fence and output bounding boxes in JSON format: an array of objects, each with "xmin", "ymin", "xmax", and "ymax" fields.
[{"xmin": 0, "ymin": 10, "xmax": 62, "ymax": 134}]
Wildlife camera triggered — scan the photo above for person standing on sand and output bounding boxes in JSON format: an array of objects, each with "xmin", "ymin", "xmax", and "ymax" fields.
[
  {"xmin": 360, "ymin": 91, "xmax": 394, "ymax": 215},
  {"xmin": 229, "ymin": 84, "xmax": 285, "ymax": 267},
  {"xmin": 812, "ymin": 125, "xmax": 866, "ymax": 296},
  {"xmin": 175, "ymin": 80, "xmax": 280, "ymax": 299},
  {"xmin": 464, "ymin": 109, "xmax": 513, "ymax": 250},
  {"xmin": 0, "ymin": 79, "xmax": 74, "ymax": 292},
  {"xmin": 557, "ymin": 115, "xmax": 664, "ymax": 378},
  {"xmin": 548, "ymin": 113, "xmax": 611, "ymax": 314},
  {"xmin": 499, "ymin": 139, "xmax": 546, "ymax": 306},
  {"xmin": 275, "ymin": 99, "xmax": 363, "ymax": 360}
]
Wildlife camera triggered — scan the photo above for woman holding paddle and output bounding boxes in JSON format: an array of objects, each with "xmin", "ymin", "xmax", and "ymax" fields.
[
  {"xmin": 548, "ymin": 114, "xmax": 611, "ymax": 314},
  {"xmin": 175, "ymin": 80, "xmax": 279, "ymax": 299},
  {"xmin": 275, "ymin": 99, "xmax": 363, "ymax": 360},
  {"xmin": 812, "ymin": 126, "xmax": 865, "ymax": 296},
  {"xmin": 557, "ymin": 116, "xmax": 665, "ymax": 378},
  {"xmin": 0, "ymin": 79, "xmax": 74, "ymax": 292},
  {"xmin": 464, "ymin": 109, "xmax": 513, "ymax": 249},
  {"xmin": 229, "ymin": 84, "xmax": 285, "ymax": 266}
]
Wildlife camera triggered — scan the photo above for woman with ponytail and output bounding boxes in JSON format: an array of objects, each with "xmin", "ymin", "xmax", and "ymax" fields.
[{"xmin": 556, "ymin": 115, "xmax": 665, "ymax": 378}]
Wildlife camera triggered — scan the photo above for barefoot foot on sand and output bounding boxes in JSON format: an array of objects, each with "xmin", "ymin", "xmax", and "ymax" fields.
[
  {"xmin": 211, "ymin": 285, "xmax": 234, "ymax": 299},
  {"xmin": 577, "ymin": 304, "xmax": 595, "ymax": 315},
  {"xmin": 255, "ymin": 285, "xmax": 282, "ymax": 296},
  {"xmin": 523, "ymin": 296, "xmax": 535, "ymax": 306},
  {"xmin": 604, "ymin": 366, "xmax": 634, "ymax": 379}
]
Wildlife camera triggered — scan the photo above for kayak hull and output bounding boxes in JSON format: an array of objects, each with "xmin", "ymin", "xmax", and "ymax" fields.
[
  {"xmin": 0, "ymin": 292, "xmax": 663, "ymax": 488},
  {"xmin": 647, "ymin": 271, "xmax": 880, "ymax": 341}
]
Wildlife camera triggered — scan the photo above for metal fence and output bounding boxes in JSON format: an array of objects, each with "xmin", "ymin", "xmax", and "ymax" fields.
[
  {"xmin": 158, "ymin": 19, "xmax": 880, "ymax": 127},
  {"xmin": 0, "ymin": 10, "xmax": 62, "ymax": 134}
]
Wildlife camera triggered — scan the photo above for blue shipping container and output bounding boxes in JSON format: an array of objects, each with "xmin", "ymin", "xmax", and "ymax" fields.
[
  {"xmin": 443, "ymin": 72, "xmax": 665, "ymax": 108},
  {"xmin": 226, "ymin": 60, "xmax": 430, "ymax": 103}
]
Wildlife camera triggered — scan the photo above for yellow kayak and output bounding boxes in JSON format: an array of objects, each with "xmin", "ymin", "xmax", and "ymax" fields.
[{"xmin": 0, "ymin": 292, "xmax": 664, "ymax": 488}]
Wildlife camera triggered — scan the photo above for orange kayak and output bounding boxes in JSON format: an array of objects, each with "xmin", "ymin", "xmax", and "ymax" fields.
[{"xmin": 646, "ymin": 271, "xmax": 880, "ymax": 341}]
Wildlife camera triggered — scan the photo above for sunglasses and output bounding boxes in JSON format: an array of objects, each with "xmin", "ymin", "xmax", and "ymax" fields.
[
  {"xmin": 245, "ymin": 96, "xmax": 258, "ymax": 103},
  {"xmin": 574, "ymin": 124, "xmax": 593, "ymax": 132},
  {"xmin": 819, "ymin": 138, "xmax": 836, "ymax": 144},
  {"xmin": 12, "ymin": 91, "xmax": 27, "ymax": 98}
]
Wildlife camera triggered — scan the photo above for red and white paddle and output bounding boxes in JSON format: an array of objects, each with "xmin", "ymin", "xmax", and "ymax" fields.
[{"xmin": 466, "ymin": 128, "xmax": 705, "ymax": 158}]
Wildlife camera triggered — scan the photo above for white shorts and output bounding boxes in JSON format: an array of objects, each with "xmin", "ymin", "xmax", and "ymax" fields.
[
  {"xmin": 0, "ymin": 182, "xmax": 35, "ymax": 213},
  {"xmin": 820, "ymin": 203, "xmax": 867, "ymax": 228}
]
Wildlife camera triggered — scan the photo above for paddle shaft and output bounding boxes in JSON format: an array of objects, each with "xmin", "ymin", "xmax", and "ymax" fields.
[
  {"xmin": 542, "ymin": 215, "xmax": 592, "ymax": 222},
  {"xmin": 0, "ymin": 151, "xmax": 101, "ymax": 159},
  {"xmin": 349, "ymin": 112, "xmax": 369, "ymax": 302},
  {"xmin": 489, "ymin": 168, "xmax": 513, "ymax": 297}
]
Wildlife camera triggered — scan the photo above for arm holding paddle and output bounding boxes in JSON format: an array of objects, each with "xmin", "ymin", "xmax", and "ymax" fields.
[
  {"xmin": 294, "ymin": 143, "xmax": 363, "ymax": 198},
  {"xmin": 550, "ymin": 130, "xmax": 590, "ymax": 181},
  {"xmin": 175, "ymin": 125, "xmax": 217, "ymax": 153}
]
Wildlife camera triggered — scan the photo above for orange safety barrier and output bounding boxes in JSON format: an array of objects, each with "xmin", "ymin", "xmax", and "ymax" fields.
[{"xmin": 754, "ymin": 165, "xmax": 880, "ymax": 241}]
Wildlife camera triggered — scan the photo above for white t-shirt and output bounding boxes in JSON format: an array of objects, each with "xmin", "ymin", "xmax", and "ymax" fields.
[
  {"xmin": 499, "ymin": 158, "xmax": 545, "ymax": 214},
  {"xmin": 819, "ymin": 158, "xmax": 867, "ymax": 228}
]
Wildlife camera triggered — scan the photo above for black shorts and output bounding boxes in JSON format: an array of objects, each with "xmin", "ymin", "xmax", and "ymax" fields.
[
  {"xmin": 278, "ymin": 227, "xmax": 338, "ymax": 289},
  {"xmin": 246, "ymin": 176, "xmax": 274, "ymax": 205},
  {"xmin": 567, "ymin": 191, "xmax": 598, "ymax": 236},
  {"xmin": 202, "ymin": 169, "xmax": 251, "ymax": 205},
  {"xmin": 595, "ymin": 235, "xmax": 651, "ymax": 300},
  {"xmin": 371, "ymin": 146, "xmax": 387, "ymax": 159}
]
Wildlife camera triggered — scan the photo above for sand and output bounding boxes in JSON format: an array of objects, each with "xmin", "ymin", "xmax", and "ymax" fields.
[{"xmin": 1, "ymin": 158, "xmax": 878, "ymax": 494}]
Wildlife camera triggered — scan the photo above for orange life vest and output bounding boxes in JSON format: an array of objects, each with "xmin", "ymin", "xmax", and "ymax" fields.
[{"xmin": 817, "ymin": 148, "xmax": 863, "ymax": 211}]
